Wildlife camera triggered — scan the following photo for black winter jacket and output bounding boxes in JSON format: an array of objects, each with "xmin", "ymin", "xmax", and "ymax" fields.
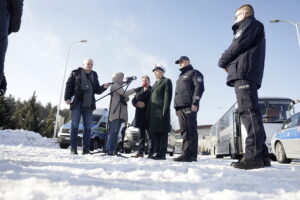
[
  {"xmin": 131, "ymin": 86, "xmax": 152, "ymax": 130},
  {"xmin": 174, "ymin": 65, "xmax": 204, "ymax": 110},
  {"xmin": 0, "ymin": 75, "xmax": 6, "ymax": 92},
  {"xmin": 218, "ymin": 16, "xmax": 266, "ymax": 89},
  {"xmin": 64, "ymin": 67, "xmax": 107, "ymax": 110},
  {"xmin": 0, "ymin": 0, "xmax": 23, "ymax": 38}
]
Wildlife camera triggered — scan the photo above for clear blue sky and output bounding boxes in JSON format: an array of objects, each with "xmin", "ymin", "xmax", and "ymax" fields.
[{"xmin": 5, "ymin": 0, "xmax": 300, "ymax": 128}]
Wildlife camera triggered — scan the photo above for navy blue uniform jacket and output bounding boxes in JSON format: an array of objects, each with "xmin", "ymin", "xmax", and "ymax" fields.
[{"xmin": 218, "ymin": 16, "xmax": 266, "ymax": 89}]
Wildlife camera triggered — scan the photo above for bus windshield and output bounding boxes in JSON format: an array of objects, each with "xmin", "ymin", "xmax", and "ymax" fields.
[{"xmin": 259, "ymin": 99, "xmax": 293, "ymax": 123}]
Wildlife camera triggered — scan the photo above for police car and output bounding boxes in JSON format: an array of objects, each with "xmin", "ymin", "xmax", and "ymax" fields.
[{"xmin": 271, "ymin": 112, "xmax": 300, "ymax": 163}]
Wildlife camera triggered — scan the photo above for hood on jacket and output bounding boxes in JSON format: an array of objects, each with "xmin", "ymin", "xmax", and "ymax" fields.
[{"xmin": 112, "ymin": 72, "xmax": 124, "ymax": 84}]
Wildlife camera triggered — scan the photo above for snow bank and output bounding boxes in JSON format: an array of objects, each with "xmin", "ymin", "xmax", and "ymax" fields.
[
  {"xmin": 0, "ymin": 129, "xmax": 58, "ymax": 148},
  {"xmin": 0, "ymin": 130, "xmax": 300, "ymax": 200}
]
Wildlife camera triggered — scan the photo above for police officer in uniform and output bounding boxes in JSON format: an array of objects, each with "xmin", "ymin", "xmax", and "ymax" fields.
[
  {"xmin": 218, "ymin": 4, "xmax": 270, "ymax": 169},
  {"xmin": 0, "ymin": 0, "xmax": 23, "ymax": 96},
  {"xmin": 173, "ymin": 56, "xmax": 204, "ymax": 162}
]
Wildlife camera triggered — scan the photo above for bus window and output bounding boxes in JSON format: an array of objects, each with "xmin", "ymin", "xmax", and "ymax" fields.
[{"xmin": 261, "ymin": 100, "xmax": 293, "ymax": 123}]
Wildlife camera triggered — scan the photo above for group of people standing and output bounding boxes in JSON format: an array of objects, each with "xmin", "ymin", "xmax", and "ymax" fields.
[
  {"xmin": 64, "ymin": 56, "xmax": 204, "ymax": 163},
  {"xmin": 0, "ymin": 1, "xmax": 269, "ymax": 170},
  {"xmin": 64, "ymin": 4, "xmax": 270, "ymax": 170}
]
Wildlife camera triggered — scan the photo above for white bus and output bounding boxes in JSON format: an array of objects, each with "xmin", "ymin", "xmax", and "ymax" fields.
[{"xmin": 211, "ymin": 97, "xmax": 295, "ymax": 159}]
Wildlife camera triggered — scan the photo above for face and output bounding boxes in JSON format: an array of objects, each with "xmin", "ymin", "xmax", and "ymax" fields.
[
  {"xmin": 179, "ymin": 60, "xmax": 190, "ymax": 68},
  {"xmin": 83, "ymin": 60, "xmax": 93, "ymax": 73},
  {"xmin": 141, "ymin": 77, "xmax": 150, "ymax": 87},
  {"xmin": 235, "ymin": 10, "xmax": 246, "ymax": 23},
  {"xmin": 154, "ymin": 70, "xmax": 164, "ymax": 80}
]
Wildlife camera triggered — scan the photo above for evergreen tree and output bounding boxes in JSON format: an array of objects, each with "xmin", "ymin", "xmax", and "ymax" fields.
[{"xmin": 18, "ymin": 92, "xmax": 40, "ymax": 132}]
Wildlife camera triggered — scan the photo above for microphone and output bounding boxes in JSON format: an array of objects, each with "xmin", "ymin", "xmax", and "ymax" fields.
[{"xmin": 125, "ymin": 76, "xmax": 137, "ymax": 83}]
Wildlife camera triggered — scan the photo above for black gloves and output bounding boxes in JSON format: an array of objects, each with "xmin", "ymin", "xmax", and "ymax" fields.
[{"xmin": 0, "ymin": 89, "xmax": 5, "ymax": 96}]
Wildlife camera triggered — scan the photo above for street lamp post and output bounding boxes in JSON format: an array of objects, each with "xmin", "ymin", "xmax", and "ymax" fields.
[
  {"xmin": 53, "ymin": 40, "xmax": 87, "ymax": 138},
  {"xmin": 270, "ymin": 19, "xmax": 300, "ymax": 48}
]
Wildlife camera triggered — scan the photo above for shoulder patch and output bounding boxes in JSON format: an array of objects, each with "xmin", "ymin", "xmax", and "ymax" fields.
[{"xmin": 197, "ymin": 77, "xmax": 203, "ymax": 82}]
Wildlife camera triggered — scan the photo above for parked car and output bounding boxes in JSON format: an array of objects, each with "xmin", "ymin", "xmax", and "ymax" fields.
[
  {"xmin": 271, "ymin": 112, "xmax": 300, "ymax": 163},
  {"xmin": 57, "ymin": 108, "xmax": 108, "ymax": 150},
  {"xmin": 169, "ymin": 133, "xmax": 182, "ymax": 155},
  {"xmin": 116, "ymin": 124, "xmax": 175, "ymax": 156}
]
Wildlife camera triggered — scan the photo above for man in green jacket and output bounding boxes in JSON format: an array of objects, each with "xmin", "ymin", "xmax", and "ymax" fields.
[{"xmin": 147, "ymin": 64, "xmax": 172, "ymax": 160}]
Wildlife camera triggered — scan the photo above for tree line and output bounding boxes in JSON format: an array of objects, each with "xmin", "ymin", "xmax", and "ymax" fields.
[{"xmin": 0, "ymin": 92, "xmax": 70, "ymax": 138}]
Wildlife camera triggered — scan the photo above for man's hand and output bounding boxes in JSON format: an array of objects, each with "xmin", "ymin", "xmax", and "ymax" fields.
[
  {"xmin": 135, "ymin": 101, "xmax": 145, "ymax": 108},
  {"xmin": 103, "ymin": 83, "xmax": 111, "ymax": 88},
  {"xmin": 191, "ymin": 105, "xmax": 198, "ymax": 112},
  {"xmin": 0, "ymin": 89, "xmax": 4, "ymax": 96},
  {"xmin": 65, "ymin": 100, "xmax": 71, "ymax": 105}
]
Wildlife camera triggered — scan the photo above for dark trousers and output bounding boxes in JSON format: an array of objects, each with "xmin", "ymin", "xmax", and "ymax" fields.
[
  {"xmin": 0, "ymin": 37, "xmax": 8, "ymax": 86},
  {"xmin": 152, "ymin": 132, "xmax": 168, "ymax": 157},
  {"xmin": 147, "ymin": 131, "xmax": 155, "ymax": 156},
  {"xmin": 137, "ymin": 127, "xmax": 146, "ymax": 154},
  {"xmin": 234, "ymin": 80, "xmax": 268, "ymax": 161},
  {"xmin": 177, "ymin": 108, "xmax": 198, "ymax": 159}
]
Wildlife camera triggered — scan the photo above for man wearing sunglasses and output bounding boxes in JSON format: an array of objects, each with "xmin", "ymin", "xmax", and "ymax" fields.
[{"xmin": 218, "ymin": 4, "xmax": 270, "ymax": 170}]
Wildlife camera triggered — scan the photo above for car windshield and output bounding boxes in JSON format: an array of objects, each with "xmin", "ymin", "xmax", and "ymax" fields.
[
  {"xmin": 92, "ymin": 115, "xmax": 102, "ymax": 124},
  {"xmin": 259, "ymin": 99, "xmax": 293, "ymax": 123}
]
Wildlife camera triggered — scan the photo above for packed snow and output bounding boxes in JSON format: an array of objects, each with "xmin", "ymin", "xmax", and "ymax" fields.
[{"xmin": 0, "ymin": 130, "xmax": 300, "ymax": 200}]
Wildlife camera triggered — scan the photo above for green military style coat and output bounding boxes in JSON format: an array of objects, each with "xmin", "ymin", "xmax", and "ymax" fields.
[{"xmin": 147, "ymin": 77, "xmax": 173, "ymax": 133}]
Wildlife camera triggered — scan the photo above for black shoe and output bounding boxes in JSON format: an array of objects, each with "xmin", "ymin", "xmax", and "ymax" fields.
[
  {"xmin": 82, "ymin": 150, "xmax": 91, "ymax": 155},
  {"xmin": 231, "ymin": 159, "xmax": 264, "ymax": 170},
  {"xmin": 147, "ymin": 154, "xmax": 154, "ymax": 159},
  {"xmin": 153, "ymin": 155, "xmax": 166, "ymax": 160},
  {"xmin": 263, "ymin": 157, "xmax": 271, "ymax": 167},
  {"xmin": 70, "ymin": 150, "xmax": 78, "ymax": 155},
  {"xmin": 173, "ymin": 155, "xmax": 187, "ymax": 162},
  {"xmin": 173, "ymin": 155, "xmax": 197, "ymax": 162},
  {"xmin": 132, "ymin": 153, "xmax": 144, "ymax": 158}
]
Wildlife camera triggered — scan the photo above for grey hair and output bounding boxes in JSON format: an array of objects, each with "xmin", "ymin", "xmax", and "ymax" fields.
[
  {"xmin": 141, "ymin": 75, "xmax": 150, "ymax": 82},
  {"xmin": 83, "ymin": 58, "xmax": 93, "ymax": 65}
]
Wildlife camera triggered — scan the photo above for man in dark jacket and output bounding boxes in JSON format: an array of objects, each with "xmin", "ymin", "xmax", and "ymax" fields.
[
  {"xmin": 173, "ymin": 56, "xmax": 204, "ymax": 162},
  {"xmin": 65, "ymin": 58, "xmax": 111, "ymax": 155},
  {"xmin": 218, "ymin": 4, "xmax": 270, "ymax": 169},
  {"xmin": 0, "ymin": 0, "xmax": 23, "ymax": 96},
  {"xmin": 147, "ymin": 64, "xmax": 172, "ymax": 160},
  {"xmin": 131, "ymin": 76, "xmax": 152, "ymax": 158},
  {"xmin": 0, "ymin": 75, "xmax": 6, "ymax": 96}
]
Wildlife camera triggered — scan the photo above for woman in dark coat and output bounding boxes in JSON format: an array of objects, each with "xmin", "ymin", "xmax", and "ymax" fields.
[{"xmin": 147, "ymin": 64, "xmax": 172, "ymax": 160}]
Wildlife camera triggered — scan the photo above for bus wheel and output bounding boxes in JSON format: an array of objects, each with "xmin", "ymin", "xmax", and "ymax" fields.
[{"xmin": 275, "ymin": 142, "xmax": 291, "ymax": 164}]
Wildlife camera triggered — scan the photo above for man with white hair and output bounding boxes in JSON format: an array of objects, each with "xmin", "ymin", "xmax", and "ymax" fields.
[
  {"xmin": 64, "ymin": 58, "xmax": 111, "ymax": 155},
  {"xmin": 147, "ymin": 64, "xmax": 172, "ymax": 160}
]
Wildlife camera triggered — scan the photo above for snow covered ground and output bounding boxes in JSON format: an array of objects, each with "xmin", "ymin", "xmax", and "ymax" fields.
[{"xmin": 1, "ymin": 130, "xmax": 300, "ymax": 200}]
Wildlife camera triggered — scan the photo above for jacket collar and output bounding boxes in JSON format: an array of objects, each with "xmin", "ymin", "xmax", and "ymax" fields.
[
  {"xmin": 179, "ymin": 65, "xmax": 193, "ymax": 75},
  {"xmin": 152, "ymin": 77, "xmax": 165, "ymax": 92},
  {"xmin": 232, "ymin": 15, "xmax": 255, "ymax": 33}
]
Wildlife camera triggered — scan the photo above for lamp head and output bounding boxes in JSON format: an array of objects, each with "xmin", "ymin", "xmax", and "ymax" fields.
[{"xmin": 270, "ymin": 19, "xmax": 280, "ymax": 23}]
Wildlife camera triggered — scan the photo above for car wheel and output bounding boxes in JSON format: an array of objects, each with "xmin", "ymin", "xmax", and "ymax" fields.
[
  {"xmin": 169, "ymin": 148, "xmax": 174, "ymax": 157},
  {"xmin": 90, "ymin": 138, "xmax": 100, "ymax": 151},
  {"xmin": 275, "ymin": 142, "xmax": 292, "ymax": 164},
  {"xmin": 59, "ymin": 143, "xmax": 69, "ymax": 149}
]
